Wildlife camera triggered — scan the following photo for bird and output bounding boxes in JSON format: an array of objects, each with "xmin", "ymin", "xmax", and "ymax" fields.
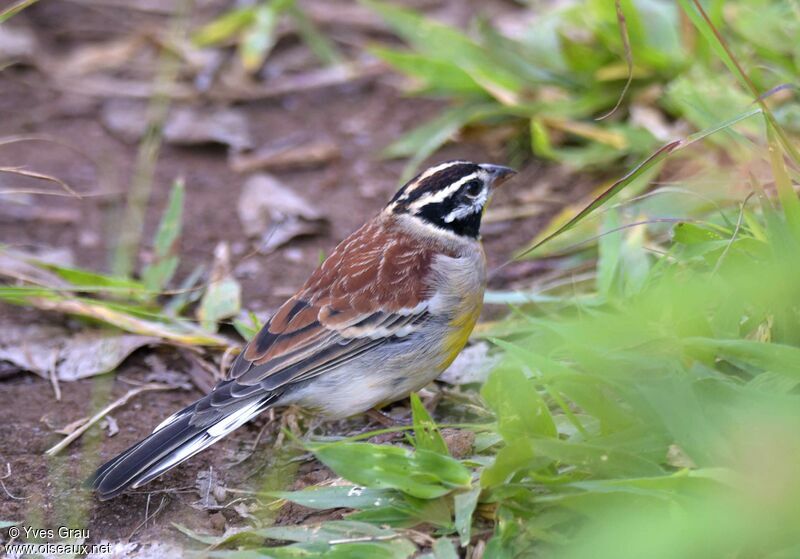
[{"xmin": 89, "ymin": 160, "xmax": 516, "ymax": 499}]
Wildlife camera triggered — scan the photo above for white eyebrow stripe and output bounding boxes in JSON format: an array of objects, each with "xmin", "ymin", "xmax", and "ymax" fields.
[
  {"xmin": 407, "ymin": 172, "xmax": 480, "ymax": 211},
  {"xmin": 395, "ymin": 161, "xmax": 470, "ymax": 202}
]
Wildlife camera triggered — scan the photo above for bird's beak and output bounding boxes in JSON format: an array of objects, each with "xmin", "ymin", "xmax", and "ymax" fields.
[{"xmin": 480, "ymin": 163, "xmax": 517, "ymax": 187}]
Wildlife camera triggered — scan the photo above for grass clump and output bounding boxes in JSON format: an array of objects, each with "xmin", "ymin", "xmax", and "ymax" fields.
[
  {"xmin": 364, "ymin": 0, "xmax": 800, "ymax": 180},
  {"xmin": 0, "ymin": 179, "xmax": 236, "ymax": 346}
]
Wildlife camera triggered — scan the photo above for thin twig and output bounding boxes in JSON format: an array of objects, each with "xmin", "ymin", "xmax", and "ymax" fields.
[
  {"xmin": 0, "ymin": 463, "xmax": 27, "ymax": 500},
  {"xmin": 48, "ymin": 348, "xmax": 61, "ymax": 402},
  {"xmin": 128, "ymin": 494, "xmax": 168, "ymax": 541},
  {"xmin": 46, "ymin": 383, "xmax": 176, "ymax": 456}
]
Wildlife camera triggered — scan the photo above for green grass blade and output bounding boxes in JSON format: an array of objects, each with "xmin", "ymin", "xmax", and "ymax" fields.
[
  {"xmin": 0, "ymin": 0, "xmax": 39, "ymax": 23},
  {"xmin": 142, "ymin": 178, "xmax": 184, "ymax": 294}
]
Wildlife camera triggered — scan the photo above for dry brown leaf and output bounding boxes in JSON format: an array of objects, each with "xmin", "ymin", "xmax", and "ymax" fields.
[
  {"xmin": 230, "ymin": 140, "xmax": 340, "ymax": 173},
  {"xmin": 237, "ymin": 174, "xmax": 327, "ymax": 253},
  {"xmin": 0, "ymin": 321, "xmax": 159, "ymax": 381}
]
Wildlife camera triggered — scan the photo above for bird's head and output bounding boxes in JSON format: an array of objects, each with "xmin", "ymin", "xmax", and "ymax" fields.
[{"xmin": 385, "ymin": 160, "xmax": 516, "ymax": 239}]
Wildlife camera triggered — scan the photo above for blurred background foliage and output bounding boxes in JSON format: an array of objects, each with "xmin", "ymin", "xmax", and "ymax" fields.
[
  {"xmin": 366, "ymin": 0, "xmax": 799, "ymax": 177},
  {"xmin": 2, "ymin": 0, "xmax": 800, "ymax": 557}
]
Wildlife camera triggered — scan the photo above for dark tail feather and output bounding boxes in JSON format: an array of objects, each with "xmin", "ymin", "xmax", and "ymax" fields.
[{"xmin": 88, "ymin": 396, "xmax": 271, "ymax": 500}]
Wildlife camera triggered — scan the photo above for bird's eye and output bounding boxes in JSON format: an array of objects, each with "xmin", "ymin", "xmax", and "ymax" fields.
[{"xmin": 464, "ymin": 180, "xmax": 483, "ymax": 198}]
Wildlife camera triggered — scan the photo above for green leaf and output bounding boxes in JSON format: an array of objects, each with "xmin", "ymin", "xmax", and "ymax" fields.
[
  {"xmin": 453, "ymin": 485, "xmax": 481, "ymax": 546},
  {"xmin": 481, "ymin": 441, "xmax": 539, "ymax": 488},
  {"xmin": 233, "ymin": 310, "xmax": 263, "ymax": 340},
  {"xmin": 310, "ymin": 442, "xmax": 471, "ymax": 499},
  {"xmin": 370, "ymin": 47, "xmax": 486, "ymax": 97},
  {"xmin": 193, "ymin": 6, "xmax": 256, "ymax": 46},
  {"xmin": 410, "ymin": 393, "xmax": 448, "ymax": 455},
  {"xmin": 596, "ymin": 209, "xmax": 623, "ymax": 296},
  {"xmin": 142, "ymin": 178, "xmax": 184, "ymax": 293},
  {"xmin": 40, "ymin": 263, "xmax": 148, "ymax": 299},
  {"xmin": 531, "ymin": 438, "xmax": 665, "ymax": 478},
  {"xmin": 684, "ymin": 338, "xmax": 800, "ymax": 376},
  {"xmin": 287, "ymin": 2, "xmax": 343, "ymax": 66},
  {"xmin": 432, "ymin": 537, "xmax": 459, "ymax": 559},
  {"xmin": 481, "ymin": 360, "xmax": 556, "ymax": 441},
  {"xmin": 767, "ymin": 124, "xmax": 800, "ymax": 241},
  {"xmin": 267, "ymin": 486, "xmax": 403, "ymax": 510},
  {"xmin": 239, "ymin": 0, "xmax": 293, "ymax": 72},
  {"xmin": 198, "ymin": 277, "xmax": 241, "ymax": 332},
  {"xmin": 362, "ymin": 0, "xmax": 523, "ymax": 104},
  {"xmin": 382, "ymin": 104, "xmax": 512, "ymax": 183}
]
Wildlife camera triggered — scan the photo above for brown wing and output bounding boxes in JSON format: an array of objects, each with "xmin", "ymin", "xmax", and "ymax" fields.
[{"xmin": 222, "ymin": 218, "xmax": 444, "ymax": 400}]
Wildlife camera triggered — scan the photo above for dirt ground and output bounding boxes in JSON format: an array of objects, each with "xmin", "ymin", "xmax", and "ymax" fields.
[{"xmin": 0, "ymin": 0, "xmax": 590, "ymax": 549}]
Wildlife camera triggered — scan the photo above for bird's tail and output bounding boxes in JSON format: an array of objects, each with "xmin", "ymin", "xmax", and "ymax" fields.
[{"xmin": 88, "ymin": 393, "xmax": 274, "ymax": 500}]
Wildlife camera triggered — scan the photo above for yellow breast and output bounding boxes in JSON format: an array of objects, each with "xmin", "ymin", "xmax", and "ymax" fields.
[{"xmin": 440, "ymin": 309, "xmax": 481, "ymax": 370}]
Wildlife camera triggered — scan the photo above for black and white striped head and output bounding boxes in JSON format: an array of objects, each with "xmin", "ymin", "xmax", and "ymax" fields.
[{"xmin": 386, "ymin": 160, "xmax": 516, "ymax": 238}]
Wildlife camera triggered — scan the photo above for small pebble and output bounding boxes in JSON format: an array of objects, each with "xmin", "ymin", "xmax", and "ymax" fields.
[{"xmin": 209, "ymin": 512, "xmax": 226, "ymax": 532}]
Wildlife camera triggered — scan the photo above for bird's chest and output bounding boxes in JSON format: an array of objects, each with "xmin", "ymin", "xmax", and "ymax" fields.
[{"xmin": 430, "ymin": 247, "xmax": 487, "ymax": 369}]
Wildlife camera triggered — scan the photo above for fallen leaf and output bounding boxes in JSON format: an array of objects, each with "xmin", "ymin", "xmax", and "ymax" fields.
[
  {"xmin": 0, "ymin": 248, "xmax": 74, "ymax": 287},
  {"xmin": 53, "ymin": 36, "xmax": 144, "ymax": 77},
  {"xmin": 197, "ymin": 242, "xmax": 241, "ymax": 332},
  {"xmin": 229, "ymin": 139, "xmax": 339, "ymax": 173},
  {"xmin": 57, "ymin": 331, "xmax": 159, "ymax": 381},
  {"xmin": 0, "ymin": 320, "xmax": 158, "ymax": 381},
  {"xmin": 100, "ymin": 415, "xmax": 119, "ymax": 437},
  {"xmin": 194, "ymin": 467, "xmax": 222, "ymax": 510},
  {"xmin": 0, "ymin": 24, "xmax": 36, "ymax": 64},
  {"xmin": 164, "ymin": 106, "xmax": 253, "ymax": 150},
  {"xmin": 54, "ymin": 416, "xmax": 90, "ymax": 436},
  {"xmin": 237, "ymin": 174, "xmax": 326, "ymax": 253},
  {"xmin": 102, "ymin": 101, "xmax": 253, "ymax": 150},
  {"xmin": 142, "ymin": 354, "xmax": 193, "ymax": 390}
]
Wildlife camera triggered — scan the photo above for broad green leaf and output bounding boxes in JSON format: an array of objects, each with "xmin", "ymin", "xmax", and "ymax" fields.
[
  {"xmin": 267, "ymin": 486, "xmax": 402, "ymax": 510},
  {"xmin": 453, "ymin": 485, "xmax": 481, "ymax": 546},
  {"xmin": 363, "ymin": 0, "xmax": 523, "ymax": 104},
  {"xmin": 310, "ymin": 442, "xmax": 471, "ymax": 499},
  {"xmin": 370, "ymin": 47, "xmax": 486, "ymax": 97},
  {"xmin": 432, "ymin": 538, "xmax": 459, "ymax": 559},
  {"xmin": 531, "ymin": 438, "xmax": 665, "ymax": 478},
  {"xmin": 481, "ymin": 357, "xmax": 556, "ymax": 441},
  {"xmin": 198, "ymin": 267, "xmax": 242, "ymax": 334},
  {"xmin": 684, "ymin": 338, "xmax": 800, "ymax": 376}
]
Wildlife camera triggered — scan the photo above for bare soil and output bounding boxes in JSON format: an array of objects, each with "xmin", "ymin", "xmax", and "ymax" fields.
[{"xmin": 0, "ymin": 0, "xmax": 591, "ymax": 548}]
